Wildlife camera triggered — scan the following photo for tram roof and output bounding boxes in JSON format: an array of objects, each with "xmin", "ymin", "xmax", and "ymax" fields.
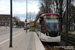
[{"xmin": 41, "ymin": 13, "xmax": 60, "ymax": 17}]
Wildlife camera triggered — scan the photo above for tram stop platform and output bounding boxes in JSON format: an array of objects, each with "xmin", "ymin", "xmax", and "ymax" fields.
[{"xmin": 0, "ymin": 31, "xmax": 45, "ymax": 50}]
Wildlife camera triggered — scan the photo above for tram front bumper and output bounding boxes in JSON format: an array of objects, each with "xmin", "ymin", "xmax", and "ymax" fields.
[{"xmin": 41, "ymin": 36, "xmax": 61, "ymax": 42}]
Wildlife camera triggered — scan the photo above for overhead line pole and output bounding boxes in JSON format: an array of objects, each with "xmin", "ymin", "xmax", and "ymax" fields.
[
  {"xmin": 66, "ymin": 0, "xmax": 68, "ymax": 46},
  {"xmin": 26, "ymin": 0, "xmax": 27, "ymax": 33},
  {"xmin": 10, "ymin": 0, "xmax": 12, "ymax": 47}
]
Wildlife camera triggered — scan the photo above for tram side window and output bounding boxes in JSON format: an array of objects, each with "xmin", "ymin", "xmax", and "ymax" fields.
[
  {"xmin": 40, "ymin": 17, "xmax": 45, "ymax": 33},
  {"xmin": 41, "ymin": 21, "xmax": 45, "ymax": 33}
]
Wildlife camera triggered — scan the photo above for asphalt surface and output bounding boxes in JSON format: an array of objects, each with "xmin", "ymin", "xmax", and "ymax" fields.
[
  {"xmin": 0, "ymin": 27, "xmax": 23, "ymax": 35},
  {"xmin": 0, "ymin": 27, "xmax": 24, "ymax": 42},
  {"xmin": 0, "ymin": 27, "xmax": 45, "ymax": 50}
]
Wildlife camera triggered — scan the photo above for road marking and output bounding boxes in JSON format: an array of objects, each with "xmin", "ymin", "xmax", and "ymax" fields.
[{"xmin": 0, "ymin": 31, "xmax": 24, "ymax": 45}]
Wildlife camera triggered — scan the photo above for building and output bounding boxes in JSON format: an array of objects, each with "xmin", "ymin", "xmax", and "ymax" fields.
[
  {"xmin": 0, "ymin": 14, "xmax": 10, "ymax": 26},
  {"xmin": 0, "ymin": 14, "xmax": 21, "ymax": 26},
  {"xmin": 18, "ymin": 21, "xmax": 24, "ymax": 27},
  {"xmin": 13, "ymin": 17, "xmax": 16, "ymax": 25}
]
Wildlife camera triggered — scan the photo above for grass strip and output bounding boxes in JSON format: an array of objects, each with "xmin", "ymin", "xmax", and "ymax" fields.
[
  {"xmin": 29, "ymin": 28, "xmax": 35, "ymax": 32},
  {"xmin": 61, "ymin": 32, "xmax": 75, "ymax": 38}
]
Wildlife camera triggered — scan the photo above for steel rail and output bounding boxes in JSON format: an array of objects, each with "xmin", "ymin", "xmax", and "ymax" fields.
[
  {"xmin": 46, "ymin": 44, "xmax": 53, "ymax": 50},
  {"xmin": 61, "ymin": 35, "xmax": 75, "ymax": 45}
]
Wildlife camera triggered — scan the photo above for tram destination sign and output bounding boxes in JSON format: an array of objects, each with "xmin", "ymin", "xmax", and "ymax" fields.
[{"xmin": 45, "ymin": 16, "xmax": 59, "ymax": 18}]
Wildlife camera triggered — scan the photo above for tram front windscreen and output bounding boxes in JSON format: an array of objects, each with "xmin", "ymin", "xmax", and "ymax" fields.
[{"xmin": 44, "ymin": 15, "xmax": 60, "ymax": 36}]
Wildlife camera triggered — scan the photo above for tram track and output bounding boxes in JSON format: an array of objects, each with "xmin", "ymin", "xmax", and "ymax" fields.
[
  {"xmin": 61, "ymin": 35, "xmax": 75, "ymax": 45},
  {"xmin": 43, "ymin": 43, "xmax": 52, "ymax": 50},
  {"xmin": 43, "ymin": 42, "xmax": 54, "ymax": 50},
  {"xmin": 42, "ymin": 42, "xmax": 65, "ymax": 50}
]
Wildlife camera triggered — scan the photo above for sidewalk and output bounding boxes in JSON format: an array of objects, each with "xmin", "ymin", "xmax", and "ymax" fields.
[
  {"xmin": 0, "ymin": 31, "xmax": 45, "ymax": 50},
  {"xmin": 69, "ymin": 32, "xmax": 75, "ymax": 34}
]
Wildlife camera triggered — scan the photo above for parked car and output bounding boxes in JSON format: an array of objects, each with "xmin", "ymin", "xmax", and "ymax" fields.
[{"xmin": 13, "ymin": 25, "xmax": 17, "ymax": 28}]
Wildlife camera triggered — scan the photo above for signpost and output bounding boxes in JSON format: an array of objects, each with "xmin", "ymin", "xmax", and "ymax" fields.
[{"xmin": 25, "ymin": 19, "xmax": 27, "ymax": 33}]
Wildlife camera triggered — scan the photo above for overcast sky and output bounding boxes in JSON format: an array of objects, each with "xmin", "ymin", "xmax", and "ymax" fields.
[
  {"xmin": 0, "ymin": 0, "xmax": 40, "ymax": 22},
  {"xmin": 1, "ymin": 0, "xmax": 75, "ymax": 22}
]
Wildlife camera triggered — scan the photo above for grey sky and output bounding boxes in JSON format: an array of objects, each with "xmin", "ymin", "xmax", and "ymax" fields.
[{"xmin": 13, "ymin": 0, "xmax": 39, "ymax": 2}]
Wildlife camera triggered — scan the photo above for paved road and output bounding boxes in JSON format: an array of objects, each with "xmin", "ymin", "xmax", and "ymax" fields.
[
  {"xmin": 0, "ymin": 27, "xmax": 25, "ymax": 43},
  {"xmin": 0, "ymin": 28, "xmax": 45, "ymax": 50},
  {"xmin": 0, "ymin": 27, "xmax": 23, "ymax": 35}
]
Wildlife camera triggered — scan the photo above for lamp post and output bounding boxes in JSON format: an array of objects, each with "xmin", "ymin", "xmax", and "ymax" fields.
[
  {"xmin": 10, "ymin": 0, "xmax": 12, "ymax": 47},
  {"xmin": 26, "ymin": 0, "xmax": 27, "ymax": 33},
  {"xmin": 66, "ymin": 0, "xmax": 68, "ymax": 46}
]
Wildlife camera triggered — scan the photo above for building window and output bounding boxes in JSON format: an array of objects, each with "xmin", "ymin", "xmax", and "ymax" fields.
[
  {"xmin": 2, "ymin": 23, "xmax": 3, "ymax": 24},
  {"xmin": 3, "ymin": 18, "xmax": 5, "ymax": 19},
  {"xmin": 1, "ymin": 17, "xmax": 2, "ymax": 19},
  {"xmin": 2, "ymin": 20, "xmax": 3, "ymax": 22},
  {"xmin": 8, "ymin": 17, "xmax": 9, "ymax": 19}
]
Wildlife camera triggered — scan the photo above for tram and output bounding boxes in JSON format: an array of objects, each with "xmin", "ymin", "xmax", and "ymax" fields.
[{"xmin": 38, "ymin": 13, "xmax": 62, "ymax": 42}]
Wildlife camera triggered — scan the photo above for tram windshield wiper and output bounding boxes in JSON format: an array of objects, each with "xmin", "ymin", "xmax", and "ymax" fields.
[{"xmin": 46, "ymin": 23, "xmax": 53, "ymax": 32}]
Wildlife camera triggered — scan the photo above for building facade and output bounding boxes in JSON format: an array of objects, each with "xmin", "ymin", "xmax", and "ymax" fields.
[
  {"xmin": 0, "ymin": 14, "xmax": 10, "ymax": 26},
  {"xmin": 13, "ymin": 17, "xmax": 16, "ymax": 25}
]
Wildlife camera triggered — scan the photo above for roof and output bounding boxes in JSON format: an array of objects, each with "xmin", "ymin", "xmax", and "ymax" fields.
[
  {"xmin": 13, "ymin": 17, "xmax": 16, "ymax": 19},
  {"xmin": 0, "ymin": 14, "xmax": 10, "ymax": 16},
  {"xmin": 41, "ymin": 13, "xmax": 60, "ymax": 17},
  {"xmin": 0, "ymin": 14, "xmax": 10, "ymax": 17}
]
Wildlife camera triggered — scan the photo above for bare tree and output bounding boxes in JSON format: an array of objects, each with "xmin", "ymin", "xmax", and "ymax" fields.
[
  {"xmin": 40, "ymin": 0, "xmax": 52, "ymax": 13},
  {"xmin": 15, "ymin": 16, "xmax": 20, "ymax": 22},
  {"xmin": 13, "ymin": 16, "xmax": 20, "ymax": 26},
  {"xmin": 28, "ymin": 12, "xmax": 35, "ymax": 22}
]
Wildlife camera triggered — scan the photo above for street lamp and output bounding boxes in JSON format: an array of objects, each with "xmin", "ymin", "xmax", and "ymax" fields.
[
  {"xmin": 26, "ymin": 0, "xmax": 27, "ymax": 33},
  {"xmin": 10, "ymin": 0, "xmax": 12, "ymax": 47}
]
